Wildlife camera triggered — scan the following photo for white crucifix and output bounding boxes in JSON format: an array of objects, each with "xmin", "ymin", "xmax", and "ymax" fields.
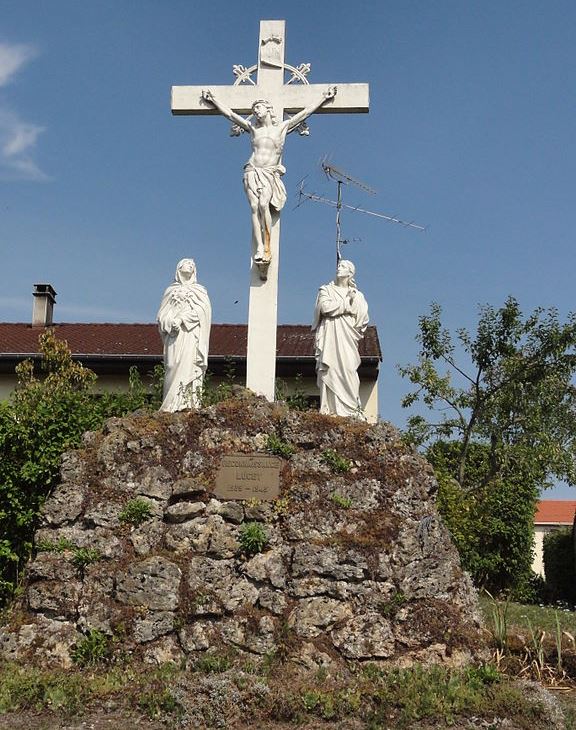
[{"xmin": 172, "ymin": 19, "xmax": 369, "ymax": 401}]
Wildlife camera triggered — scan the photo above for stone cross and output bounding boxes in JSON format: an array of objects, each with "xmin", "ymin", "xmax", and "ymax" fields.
[{"xmin": 172, "ymin": 20, "xmax": 369, "ymax": 401}]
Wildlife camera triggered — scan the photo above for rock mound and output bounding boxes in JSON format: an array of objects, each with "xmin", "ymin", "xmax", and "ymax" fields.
[{"xmin": 1, "ymin": 397, "xmax": 486, "ymax": 671}]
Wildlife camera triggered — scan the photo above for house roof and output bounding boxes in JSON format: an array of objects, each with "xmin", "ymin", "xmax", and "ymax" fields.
[
  {"xmin": 535, "ymin": 500, "xmax": 576, "ymax": 525},
  {"xmin": 0, "ymin": 323, "xmax": 382, "ymax": 360}
]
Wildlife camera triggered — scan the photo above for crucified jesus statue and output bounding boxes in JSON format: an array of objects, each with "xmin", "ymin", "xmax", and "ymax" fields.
[{"xmin": 201, "ymin": 86, "xmax": 337, "ymax": 262}]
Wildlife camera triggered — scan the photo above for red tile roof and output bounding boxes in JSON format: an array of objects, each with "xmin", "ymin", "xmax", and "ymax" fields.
[
  {"xmin": 0, "ymin": 323, "xmax": 382, "ymax": 360},
  {"xmin": 535, "ymin": 500, "xmax": 576, "ymax": 525}
]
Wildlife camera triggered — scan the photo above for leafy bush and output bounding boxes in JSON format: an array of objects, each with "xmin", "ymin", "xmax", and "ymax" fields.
[
  {"xmin": 432, "ymin": 441, "xmax": 538, "ymax": 593},
  {"xmin": 0, "ymin": 331, "xmax": 161, "ymax": 605},
  {"xmin": 543, "ymin": 527, "xmax": 576, "ymax": 603},
  {"xmin": 119, "ymin": 498, "xmax": 153, "ymax": 527},
  {"xmin": 239, "ymin": 522, "xmax": 269, "ymax": 555}
]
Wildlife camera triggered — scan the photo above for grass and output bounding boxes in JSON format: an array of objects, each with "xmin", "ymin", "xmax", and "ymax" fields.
[
  {"xmin": 0, "ymin": 659, "xmax": 563, "ymax": 728},
  {"xmin": 479, "ymin": 592, "xmax": 576, "ymax": 685},
  {"xmin": 479, "ymin": 593, "xmax": 576, "ymax": 634}
]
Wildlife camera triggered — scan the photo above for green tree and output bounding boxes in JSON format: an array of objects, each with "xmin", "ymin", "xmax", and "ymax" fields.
[
  {"xmin": 0, "ymin": 330, "xmax": 161, "ymax": 602},
  {"xmin": 399, "ymin": 298, "xmax": 576, "ymax": 592}
]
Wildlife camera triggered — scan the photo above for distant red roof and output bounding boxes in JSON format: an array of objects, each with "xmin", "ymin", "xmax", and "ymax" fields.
[
  {"xmin": 535, "ymin": 500, "xmax": 576, "ymax": 525},
  {"xmin": 0, "ymin": 323, "xmax": 382, "ymax": 360}
]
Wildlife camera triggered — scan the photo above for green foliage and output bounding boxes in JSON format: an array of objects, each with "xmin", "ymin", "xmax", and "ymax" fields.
[
  {"xmin": 138, "ymin": 688, "xmax": 183, "ymax": 719},
  {"xmin": 266, "ymin": 433, "xmax": 295, "ymax": 459},
  {"xmin": 275, "ymin": 374, "xmax": 310, "ymax": 411},
  {"xmin": 238, "ymin": 522, "xmax": 269, "ymax": 555},
  {"xmin": 71, "ymin": 629, "xmax": 112, "ymax": 667},
  {"xmin": 433, "ymin": 442, "xmax": 537, "ymax": 592},
  {"xmin": 400, "ymin": 297, "xmax": 576, "ymax": 487},
  {"xmin": 71, "ymin": 547, "xmax": 102, "ymax": 570},
  {"xmin": 199, "ymin": 359, "xmax": 237, "ymax": 406},
  {"xmin": 0, "ymin": 330, "xmax": 161, "ymax": 605},
  {"xmin": 193, "ymin": 654, "xmax": 232, "ymax": 674},
  {"xmin": 321, "ymin": 448, "xmax": 351, "ymax": 473},
  {"xmin": 36, "ymin": 537, "xmax": 76, "ymax": 553},
  {"xmin": 400, "ymin": 298, "xmax": 576, "ymax": 593},
  {"xmin": 118, "ymin": 498, "xmax": 153, "ymax": 527},
  {"xmin": 543, "ymin": 528, "xmax": 576, "ymax": 603},
  {"xmin": 330, "ymin": 493, "xmax": 353, "ymax": 509},
  {"xmin": 0, "ymin": 665, "xmax": 92, "ymax": 714},
  {"xmin": 379, "ymin": 591, "xmax": 407, "ymax": 618}
]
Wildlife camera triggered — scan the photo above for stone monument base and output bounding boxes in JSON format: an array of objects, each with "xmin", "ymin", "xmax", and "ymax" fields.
[{"xmin": 1, "ymin": 394, "xmax": 486, "ymax": 673}]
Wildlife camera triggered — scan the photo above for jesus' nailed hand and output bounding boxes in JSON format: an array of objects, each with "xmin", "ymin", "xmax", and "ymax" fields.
[{"xmin": 201, "ymin": 86, "xmax": 337, "ymax": 263}]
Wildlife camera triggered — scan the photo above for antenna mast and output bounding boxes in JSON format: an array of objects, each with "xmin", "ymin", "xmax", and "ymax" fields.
[{"xmin": 296, "ymin": 158, "xmax": 426, "ymax": 264}]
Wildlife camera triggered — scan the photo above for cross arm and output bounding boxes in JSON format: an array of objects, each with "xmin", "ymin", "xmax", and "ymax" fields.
[{"xmin": 171, "ymin": 82, "xmax": 369, "ymax": 116}]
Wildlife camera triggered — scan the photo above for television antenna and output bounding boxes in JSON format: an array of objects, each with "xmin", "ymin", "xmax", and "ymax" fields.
[{"xmin": 296, "ymin": 158, "xmax": 426, "ymax": 262}]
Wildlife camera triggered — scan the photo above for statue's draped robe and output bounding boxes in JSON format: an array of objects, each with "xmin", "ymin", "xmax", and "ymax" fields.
[
  {"xmin": 312, "ymin": 282, "xmax": 369, "ymax": 418},
  {"xmin": 157, "ymin": 280, "xmax": 212, "ymax": 412}
]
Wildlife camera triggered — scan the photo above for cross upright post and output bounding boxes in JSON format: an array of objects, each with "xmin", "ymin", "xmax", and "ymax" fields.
[{"xmin": 171, "ymin": 20, "xmax": 369, "ymax": 402}]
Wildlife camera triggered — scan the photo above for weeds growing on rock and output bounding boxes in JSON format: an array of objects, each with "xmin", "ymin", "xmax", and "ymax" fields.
[
  {"xmin": 322, "ymin": 448, "xmax": 351, "ymax": 473},
  {"xmin": 194, "ymin": 654, "xmax": 232, "ymax": 674},
  {"xmin": 266, "ymin": 433, "xmax": 295, "ymax": 459},
  {"xmin": 239, "ymin": 522, "xmax": 269, "ymax": 555},
  {"xmin": 36, "ymin": 537, "xmax": 75, "ymax": 553},
  {"xmin": 71, "ymin": 547, "xmax": 101, "ymax": 570},
  {"xmin": 330, "ymin": 493, "xmax": 353, "ymax": 509},
  {"xmin": 71, "ymin": 629, "xmax": 112, "ymax": 667},
  {"xmin": 379, "ymin": 590, "xmax": 407, "ymax": 618},
  {"xmin": 118, "ymin": 498, "xmax": 153, "ymax": 527}
]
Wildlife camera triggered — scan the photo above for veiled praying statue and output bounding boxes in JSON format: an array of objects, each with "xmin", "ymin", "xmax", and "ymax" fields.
[
  {"xmin": 312, "ymin": 259, "xmax": 369, "ymax": 418},
  {"xmin": 157, "ymin": 258, "xmax": 212, "ymax": 412}
]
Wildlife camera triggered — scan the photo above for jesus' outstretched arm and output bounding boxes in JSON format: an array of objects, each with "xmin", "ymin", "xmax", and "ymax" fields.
[
  {"xmin": 285, "ymin": 86, "xmax": 337, "ymax": 134},
  {"xmin": 202, "ymin": 89, "xmax": 252, "ymax": 133}
]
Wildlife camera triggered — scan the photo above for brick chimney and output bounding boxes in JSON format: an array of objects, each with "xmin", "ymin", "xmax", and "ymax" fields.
[{"xmin": 32, "ymin": 284, "xmax": 57, "ymax": 327}]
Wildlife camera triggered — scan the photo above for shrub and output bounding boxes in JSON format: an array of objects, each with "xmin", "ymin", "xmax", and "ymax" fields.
[
  {"xmin": 239, "ymin": 522, "xmax": 269, "ymax": 555},
  {"xmin": 119, "ymin": 498, "xmax": 153, "ymax": 526},
  {"xmin": 431, "ymin": 442, "xmax": 538, "ymax": 593},
  {"xmin": 0, "ymin": 331, "xmax": 161, "ymax": 605},
  {"xmin": 543, "ymin": 527, "xmax": 576, "ymax": 603}
]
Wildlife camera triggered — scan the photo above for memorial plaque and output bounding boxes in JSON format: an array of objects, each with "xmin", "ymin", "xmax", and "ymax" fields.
[{"xmin": 214, "ymin": 454, "xmax": 282, "ymax": 500}]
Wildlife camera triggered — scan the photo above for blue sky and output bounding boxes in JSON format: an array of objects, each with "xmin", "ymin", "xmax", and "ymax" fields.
[{"xmin": 1, "ymin": 1, "xmax": 575, "ymax": 494}]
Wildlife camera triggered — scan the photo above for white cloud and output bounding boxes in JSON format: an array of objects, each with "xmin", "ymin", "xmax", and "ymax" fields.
[
  {"xmin": 0, "ymin": 42, "xmax": 36, "ymax": 88},
  {"xmin": 0, "ymin": 108, "xmax": 48, "ymax": 181},
  {"xmin": 0, "ymin": 42, "xmax": 47, "ymax": 181}
]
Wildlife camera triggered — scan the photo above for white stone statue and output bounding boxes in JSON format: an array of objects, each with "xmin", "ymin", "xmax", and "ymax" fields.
[
  {"xmin": 157, "ymin": 259, "xmax": 212, "ymax": 412},
  {"xmin": 201, "ymin": 87, "xmax": 337, "ymax": 263},
  {"xmin": 312, "ymin": 259, "xmax": 369, "ymax": 418}
]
